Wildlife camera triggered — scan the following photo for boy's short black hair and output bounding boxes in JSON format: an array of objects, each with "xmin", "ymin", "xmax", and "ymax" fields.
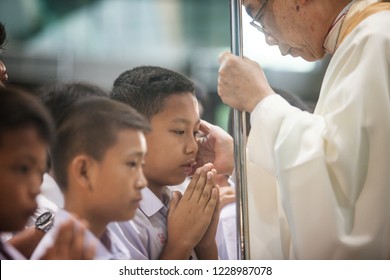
[
  {"xmin": 110, "ymin": 66, "xmax": 195, "ymax": 120},
  {"xmin": 36, "ymin": 82, "xmax": 109, "ymax": 127},
  {"xmin": 52, "ymin": 97, "xmax": 150, "ymax": 190},
  {"xmin": 0, "ymin": 87, "xmax": 53, "ymax": 146}
]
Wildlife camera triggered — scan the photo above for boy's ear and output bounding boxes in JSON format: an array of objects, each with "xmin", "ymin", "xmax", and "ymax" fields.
[{"xmin": 69, "ymin": 155, "xmax": 95, "ymax": 191}]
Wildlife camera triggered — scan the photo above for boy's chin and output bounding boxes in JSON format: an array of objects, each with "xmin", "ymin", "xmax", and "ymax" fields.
[
  {"xmin": 118, "ymin": 211, "xmax": 137, "ymax": 222},
  {"xmin": 170, "ymin": 174, "xmax": 189, "ymax": 186}
]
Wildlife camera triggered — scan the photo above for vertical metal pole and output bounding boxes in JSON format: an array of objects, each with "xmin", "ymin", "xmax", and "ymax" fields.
[{"xmin": 230, "ymin": 0, "xmax": 250, "ymax": 260}]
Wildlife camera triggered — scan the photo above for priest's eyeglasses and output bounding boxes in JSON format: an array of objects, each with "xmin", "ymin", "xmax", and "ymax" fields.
[{"xmin": 250, "ymin": 0, "xmax": 270, "ymax": 34}]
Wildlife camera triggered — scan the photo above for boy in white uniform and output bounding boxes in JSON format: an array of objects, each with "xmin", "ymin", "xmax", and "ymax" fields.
[
  {"xmin": 31, "ymin": 97, "xmax": 150, "ymax": 259},
  {"xmin": 0, "ymin": 87, "xmax": 94, "ymax": 260},
  {"xmin": 7, "ymin": 82, "xmax": 109, "ymax": 259},
  {"xmin": 110, "ymin": 66, "xmax": 220, "ymax": 259}
]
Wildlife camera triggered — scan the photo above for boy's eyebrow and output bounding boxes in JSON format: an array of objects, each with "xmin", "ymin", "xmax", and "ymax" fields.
[
  {"xmin": 170, "ymin": 118, "xmax": 201, "ymax": 126},
  {"xmin": 20, "ymin": 154, "xmax": 39, "ymax": 164},
  {"xmin": 20, "ymin": 154, "xmax": 47, "ymax": 172},
  {"xmin": 125, "ymin": 151, "xmax": 146, "ymax": 157}
]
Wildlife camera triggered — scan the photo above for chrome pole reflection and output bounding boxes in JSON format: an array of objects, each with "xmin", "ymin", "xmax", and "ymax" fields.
[{"xmin": 230, "ymin": 0, "xmax": 250, "ymax": 260}]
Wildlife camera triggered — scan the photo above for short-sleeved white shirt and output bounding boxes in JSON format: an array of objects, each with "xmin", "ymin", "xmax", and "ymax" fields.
[
  {"xmin": 0, "ymin": 240, "xmax": 26, "ymax": 260},
  {"xmin": 109, "ymin": 187, "xmax": 197, "ymax": 259},
  {"xmin": 31, "ymin": 209, "xmax": 130, "ymax": 260}
]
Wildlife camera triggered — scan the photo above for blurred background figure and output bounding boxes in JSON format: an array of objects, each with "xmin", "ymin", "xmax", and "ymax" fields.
[{"xmin": 1, "ymin": 0, "xmax": 320, "ymax": 129}]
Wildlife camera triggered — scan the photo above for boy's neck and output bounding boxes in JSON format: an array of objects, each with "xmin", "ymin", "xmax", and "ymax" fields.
[
  {"xmin": 64, "ymin": 200, "xmax": 107, "ymax": 239},
  {"xmin": 84, "ymin": 218, "xmax": 107, "ymax": 239},
  {"xmin": 146, "ymin": 181, "xmax": 167, "ymax": 201}
]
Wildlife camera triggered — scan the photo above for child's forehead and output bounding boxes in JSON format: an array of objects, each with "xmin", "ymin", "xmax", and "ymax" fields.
[
  {"xmin": 0, "ymin": 126, "xmax": 46, "ymax": 146},
  {"xmin": 0, "ymin": 127, "xmax": 48, "ymax": 167},
  {"xmin": 102, "ymin": 128, "xmax": 147, "ymax": 156},
  {"xmin": 160, "ymin": 93, "xmax": 197, "ymax": 110},
  {"xmin": 152, "ymin": 94, "xmax": 199, "ymax": 123}
]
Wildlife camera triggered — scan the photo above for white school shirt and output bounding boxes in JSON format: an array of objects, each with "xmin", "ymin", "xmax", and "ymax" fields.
[
  {"xmin": 39, "ymin": 173, "xmax": 64, "ymax": 208},
  {"xmin": 216, "ymin": 201, "xmax": 237, "ymax": 260},
  {"xmin": 109, "ymin": 186, "xmax": 197, "ymax": 260},
  {"xmin": 31, "ymin": 209, "xmax": 130, "ymax": 260},
  {"xmin": 0, "ymin": 240, "xmax": 26, "ymax": 260},
  {"xmin": 26, "ymin": 174, "xmax": 62, "ymax": 228},
  {"xmin": 246, "ymin": 0, "xmax": 390, "ymax": 259}
]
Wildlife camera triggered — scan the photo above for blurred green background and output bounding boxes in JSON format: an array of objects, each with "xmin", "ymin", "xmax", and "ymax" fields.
[{"xmin": 0, "ymin": 0, "xmax": 328, "ymax": 130}]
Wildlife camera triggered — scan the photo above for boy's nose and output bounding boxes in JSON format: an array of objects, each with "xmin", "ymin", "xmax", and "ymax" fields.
[
  {"xmin": 136, "ymin": 171, "xmax": 148, "ymax": 189},
  {"xmin": 29, "ymin": 173, "xmax": 43, "ymax": 198},
  {"xmin": 185, "ymin": 136, "xmax": 198, "ymax": 154}
]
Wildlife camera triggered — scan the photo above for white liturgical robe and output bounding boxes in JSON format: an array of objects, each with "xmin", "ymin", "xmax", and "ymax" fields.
[{"xmin": 246, "ymin": 0, "xmax": 390, "ymax": 259}]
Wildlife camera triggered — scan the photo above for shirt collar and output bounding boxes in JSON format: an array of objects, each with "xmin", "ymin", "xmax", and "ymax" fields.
[
  {"xmin": 139, "ymin": 187, "xmax": 171, "ymax": 217},
  {"xmin": 0, "ymin": 240, "xmax": 25, "ymax": 260},
  {"xmin": 323, "ymin": 1, "xmax": 356, "ymax": 54}
]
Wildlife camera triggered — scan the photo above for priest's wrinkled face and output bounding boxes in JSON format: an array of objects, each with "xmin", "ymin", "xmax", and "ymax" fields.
[{"xmin": 244, "ymin": 0, "xmax": 328, "ymax": 61}]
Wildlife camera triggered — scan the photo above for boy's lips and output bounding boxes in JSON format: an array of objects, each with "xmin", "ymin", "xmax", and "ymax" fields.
[
  {"xmin": 130, "ymin": 199, "xmax": 142, "ymax": 211},
  {"xmin": 181, "ymin": 159, "xmax": 197, "ymax": 175},
  {"xmin": 132, "ymin": 196, "xmax": 142, "ymax": 205}
]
